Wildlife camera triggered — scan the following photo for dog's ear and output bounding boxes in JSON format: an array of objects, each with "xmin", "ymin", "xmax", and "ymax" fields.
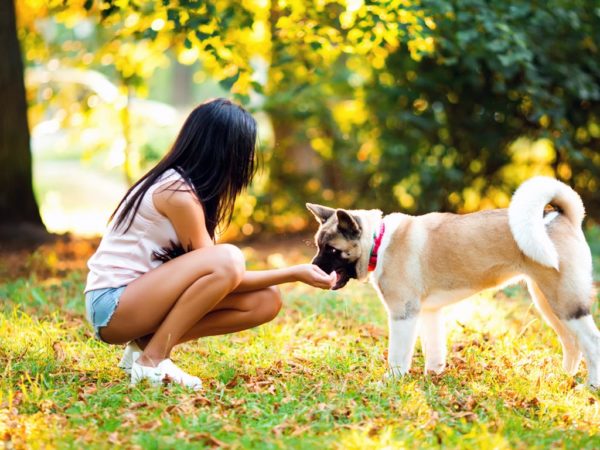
[
  {"xmin": 306, "ymin": 203, "xmax": 335, "ymax": 224},
  {"xmin": 336, "ymin": 209, "xmax": 360, "ymax": 237}
]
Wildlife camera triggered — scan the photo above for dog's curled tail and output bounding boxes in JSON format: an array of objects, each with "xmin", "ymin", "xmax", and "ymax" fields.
[{"xmin": 508, "ymin": 176, "xmax": 585, "ymax": 270}]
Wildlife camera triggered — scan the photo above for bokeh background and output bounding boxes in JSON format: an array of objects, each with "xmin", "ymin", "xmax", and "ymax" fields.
[{"xmin": 4, "ymin": 0, "xmax": 600, "ymax": 244}]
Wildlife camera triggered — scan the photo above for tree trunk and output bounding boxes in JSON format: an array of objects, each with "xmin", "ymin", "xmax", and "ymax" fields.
[
  {"xmin": 0, "ymin": 0, "xmax": 46, "ymax": 239},
  {"xmin": 172, "ymin": 61, "xmax": 194, "ymax": 108}
]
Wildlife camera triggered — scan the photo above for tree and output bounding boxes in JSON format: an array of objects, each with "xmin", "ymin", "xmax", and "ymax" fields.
[{"xmin": 0, "ymin": 0, "xmax": 46, "ymax": 243}]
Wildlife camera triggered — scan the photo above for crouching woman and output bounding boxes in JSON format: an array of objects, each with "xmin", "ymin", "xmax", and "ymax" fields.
[{"xmin": 84, "ymin": 98, "xmax": 334, "ymax": 390}]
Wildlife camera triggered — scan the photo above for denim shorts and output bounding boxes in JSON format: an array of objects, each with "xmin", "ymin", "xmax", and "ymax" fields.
[{"xmin": 85, "ymin": 286, "xmax": 126, "ymax": 342}]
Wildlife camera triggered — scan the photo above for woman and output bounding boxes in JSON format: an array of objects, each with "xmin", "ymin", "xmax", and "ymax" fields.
[{"xmin": 84, "ymin": 98, "xmax": 335, "ymax": 390}]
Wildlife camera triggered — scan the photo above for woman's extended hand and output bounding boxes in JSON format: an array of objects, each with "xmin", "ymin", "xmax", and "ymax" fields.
[{"xmin": 292, "ymin": 264, "xmax": 336, "ymax": 289}]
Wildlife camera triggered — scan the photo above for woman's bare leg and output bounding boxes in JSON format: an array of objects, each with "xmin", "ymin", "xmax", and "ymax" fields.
[
  {"xmin": 133, "ymin": 287, "xmax": 283, "ymax": 349},
  {"xmin": 180, "ymin": 286, "xmax": 282, "ymax": 340},
  {"xmin": 100, "ymin": 244, "xmax": 245, "ymax": 364}
]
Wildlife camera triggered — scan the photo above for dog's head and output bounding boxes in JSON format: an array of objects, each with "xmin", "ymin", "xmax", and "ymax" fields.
[{"xmin": 306, "ymin": 203, "xmax": 367, "ymax": 290}]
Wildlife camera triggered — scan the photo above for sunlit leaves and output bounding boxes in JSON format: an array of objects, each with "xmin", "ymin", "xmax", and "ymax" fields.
[
  {"xmin": 219, "ymin": 71, "xmax": 240, "ymax": 91},
  {"xmin": 58, "ymin": 0, "xmax": 436, "ymax": 98}
]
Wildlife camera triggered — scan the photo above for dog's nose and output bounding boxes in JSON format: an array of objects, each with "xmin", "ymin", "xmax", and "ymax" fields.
[{"xmin": 311, "ymin": 255, "xmax": 323, "ymax": 267}]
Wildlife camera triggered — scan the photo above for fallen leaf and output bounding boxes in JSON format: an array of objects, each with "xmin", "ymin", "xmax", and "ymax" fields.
[
  {"xmin": 128, "ymin": 402, "xmax": 148, "ymax": 410},
  {"xmin": 190, "ymin": 432, "xmax": 228, "ymax": 448},
  {"xmin": 108, "ymin": 432, "xmax": 121, "ymax": 445},
  {"xmin": 140, "ymin": 419, "xmax": 162, "ymax": 431},
  {"xmin": 192, "ymin": 396, "xmax": 211, "ymax": 407},
  {"xmin": 52, "ymin": 342, "xmax": 66, "ymax": 362}
]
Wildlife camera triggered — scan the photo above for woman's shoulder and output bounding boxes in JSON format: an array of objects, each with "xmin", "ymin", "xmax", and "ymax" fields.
[
  {"xmin": 157, "ymin": 167, "xmax": 185, "ymax": 183},
  {"xmin": 149, "ymin": 168, "xmax": 188, "ymax": 194},
  {"xmin": 152, "ymin": 171, "xmax": 201, "ymax": 217},
  {"xmin": 154, "ymin": 185, "xmax": 197, "ymax": 206}
]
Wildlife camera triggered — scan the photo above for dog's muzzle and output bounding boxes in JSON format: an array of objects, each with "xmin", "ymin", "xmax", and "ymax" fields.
[{"xmin": 311, "ymin": 255, "xmax": 357, "ymax": 290}]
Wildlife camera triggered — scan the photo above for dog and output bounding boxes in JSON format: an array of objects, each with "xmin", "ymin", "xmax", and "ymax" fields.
[{"xmin": 307, "ymin": 177, "xmax": 600, "ymax": 388}]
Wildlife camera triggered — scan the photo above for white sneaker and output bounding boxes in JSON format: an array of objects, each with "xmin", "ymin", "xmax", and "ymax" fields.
[
  {"xmin": 130, "ymin": 358, "xmax": 202, "ymax": 391},
  {"xmin": 118, "ymin": 341, "xmax": 142, "ymax": 374},
  {"xmin": 160, "ymin": 359, "xmax": 202, "ymax": 391}
]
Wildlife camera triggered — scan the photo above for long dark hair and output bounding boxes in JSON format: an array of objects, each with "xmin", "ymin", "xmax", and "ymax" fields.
[{"xmin": 110, "ymin": 98, "xmax": 257, "ymax": 240}]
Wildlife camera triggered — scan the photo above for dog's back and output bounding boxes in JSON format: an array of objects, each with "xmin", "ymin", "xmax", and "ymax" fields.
[{"xmin": 415, "ymin": 209, "xmax": 524, "ymax": 293}]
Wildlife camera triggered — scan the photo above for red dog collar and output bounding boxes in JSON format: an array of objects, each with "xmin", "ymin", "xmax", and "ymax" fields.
[{"xmin": 368, "ymin": 222, "xmax": 385, "ymax": 272}]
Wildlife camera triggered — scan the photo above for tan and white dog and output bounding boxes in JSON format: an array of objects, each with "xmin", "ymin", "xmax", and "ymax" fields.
[{"xmin": 307, "ymin": 177, "xmax": 600, "ymax": 388}]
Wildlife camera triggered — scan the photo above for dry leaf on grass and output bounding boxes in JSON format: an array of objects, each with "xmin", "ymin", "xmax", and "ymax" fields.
[
  {"xmin": 190, "ymin": 432, "xmax": 228, "ymax": 448},
  {"xmin": 52, "ymin": 342, "xmax": 66, "ymax": 362},
  {"xmin": 140, "ymin": 419, "xmax": 162, "ymax": 431}
]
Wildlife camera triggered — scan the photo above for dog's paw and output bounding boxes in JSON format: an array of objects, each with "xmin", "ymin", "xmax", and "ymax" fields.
[
  {"xmin": 570, "ymin": 380, "xmax": 599, "ymax": 393},
  {"xmin": 424, "ymin": 363, "xmax": 446, "ymax": 375},
  {"xmin": 587, "ymin": 381, "xmax": 600, "ymax": 392},
  {"xmin": 374, "ymin": 367, "xmax": 410, "ymax": 388},
  {"xmin": 384, "ymin": 366, "xmax": 408, "ymax": 380}
]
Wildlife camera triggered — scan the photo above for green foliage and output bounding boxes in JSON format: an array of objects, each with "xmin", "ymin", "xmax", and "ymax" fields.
[{"xmin": 361, "ymin": 0, "xmax": 600, "ymax": 214}]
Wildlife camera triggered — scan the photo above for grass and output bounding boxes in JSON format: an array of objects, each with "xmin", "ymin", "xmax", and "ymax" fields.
[{"xmin": 1, "ymin": 248, "xmax": 600, "ymax": 449}]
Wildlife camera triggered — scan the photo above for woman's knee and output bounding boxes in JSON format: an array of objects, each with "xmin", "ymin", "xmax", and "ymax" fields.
[{"xmin": 211, "ymin": 244, "xmax": 245, "ymax": 287}]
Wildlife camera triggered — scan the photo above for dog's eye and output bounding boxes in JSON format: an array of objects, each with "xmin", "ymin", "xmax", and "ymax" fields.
[{"xmin": 326, "ymin": 245, "xmax": 339, "ymax": 254}]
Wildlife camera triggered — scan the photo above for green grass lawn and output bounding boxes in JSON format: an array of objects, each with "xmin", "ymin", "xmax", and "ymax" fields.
[{"xmin": 1, "ymin": 259, "xmax": 599, "ymax": 449}]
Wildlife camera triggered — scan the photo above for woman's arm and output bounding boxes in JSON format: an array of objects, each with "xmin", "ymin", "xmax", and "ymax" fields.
[
  {"xmin": 235, "ymin": 264, "xmax": 336, "ymax": 292},
  {"xmin": 155, "ymin": 186, "xmax": 335, "ymax": 291}
]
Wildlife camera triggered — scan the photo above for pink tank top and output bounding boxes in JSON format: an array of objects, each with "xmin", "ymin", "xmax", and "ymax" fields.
[{"xmin": 85, "ymin": 168, "xmax": 186, "ymax": 292}]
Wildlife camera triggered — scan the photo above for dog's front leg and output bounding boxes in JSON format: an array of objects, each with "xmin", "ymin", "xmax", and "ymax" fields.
[
  {"xmin": 386, "ymin": 308, "xmax": 420, "ymax": 378},
  {"xmin": 419, "ymin": 308, "xmax": 446, "ymax": 374}
]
